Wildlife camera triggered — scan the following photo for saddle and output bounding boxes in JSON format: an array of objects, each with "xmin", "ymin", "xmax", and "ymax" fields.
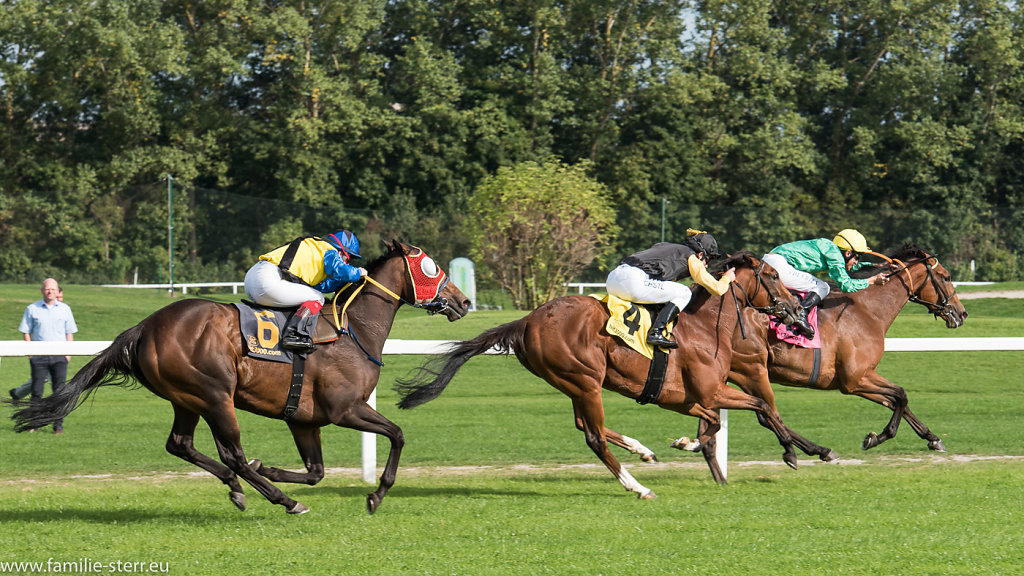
[
  {"xmin": 590, "ymin": 294, "xmax": 673, "ymax": 405},
  {"xmin": 590, "ymin": 294, "xmax": 674, "ymax": 359},
  {"xmin": 234, "ymin": 301, "xmax": 346, "ymax": 363}
]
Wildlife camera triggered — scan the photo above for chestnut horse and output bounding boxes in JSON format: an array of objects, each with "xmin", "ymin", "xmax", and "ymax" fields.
[
  {"xmin": 394, "ymin": 252, "xmax": 803, "ymax": 499},
  {"xmin": 10, "ymin": 241, "xmax": 470, "ymax": 515}
]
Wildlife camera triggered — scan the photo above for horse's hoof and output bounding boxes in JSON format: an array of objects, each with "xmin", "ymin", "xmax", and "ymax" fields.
[
  {"xmin": 247, "ymin": 459, "xmax": 262, "ymax": 471},
  {"xmin": 366, "ymin": 493, "xmax": 382, "ymax": 515},
  {"xmin": 928, "ymin": 439, "xmax": 947, "ymax": 452},
  {"xmin": 287, "ymin": 502, "xmax": 309, "ymax": 515},
  {"xmin": 637, "ymin": 490, "xmax": 657, "ymax": 500},
  {"xmin": 669, "ymin": 436, "xmax": 691, "ymax": 450},
  {"xmin": 229, "ymin": 491, "xmax": 246, "ymax": 511},
  {"xmin": 641, "ymin": 454, "xmax": 660, "ymax": 464},
  {"xmin": 821, "ymin": 450, "xmax": 840, "ymax": 463},
  {"xmin": 862, "ymin": 432, "xmax": 879, "ymax": 450},
  {"xmin": 784, "ymin": 454, "xmax": 798, "ymax": 470}
]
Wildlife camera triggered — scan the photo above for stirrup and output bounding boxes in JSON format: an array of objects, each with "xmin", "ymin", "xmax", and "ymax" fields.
[
  {"xmin": 792, "ymin": 320, "xmax": 815, "ymax": 338},
  {"xmin": 647, "ymin": 330, "xmax": 679, "ymax": 349}
]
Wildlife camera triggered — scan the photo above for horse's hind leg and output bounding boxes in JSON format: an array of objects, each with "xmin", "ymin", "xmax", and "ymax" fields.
[
  {"xmin": 900, "ymin": 407, "xmax": 946, "ymax": 452},
  {"xmin": 573, "ymin": 405, "xmax": 659, "ymax": 463},
  {"xmin": 571, "ymin": 396, "xmax": 655, "ymax": 499},
  {"xmin": 334, "ymin": 401, "xmax": 404, "ymax": 515},
  {"xmin": 250, "ymin": 423, "xmax": 326, "ymax": 485},
  {"xmin": 754, "ymin": 411, "xmax": 839, "ymax": 462},
  {"xmin": 204, "ymin": 408, "xmax": 307, "ymax": 514},
  {"xmin": 847, "ymin": 372, "xmax": 910, "ymax": 451},
  {"xmin": 165, "ymin": 405, "xmax": 247, "ymax": 510}
]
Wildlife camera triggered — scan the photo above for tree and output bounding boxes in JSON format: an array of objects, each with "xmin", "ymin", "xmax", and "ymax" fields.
[{"xmin": 467, "ymin": 159, "xmax": 618, "ymax": 309}]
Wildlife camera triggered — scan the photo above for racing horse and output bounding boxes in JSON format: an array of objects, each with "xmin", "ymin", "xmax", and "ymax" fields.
[
  {"xmin": 720, "ymin": 244, "xmax": 967, "ymax": 462},
  {"xmin": 598, "ymin": 245, "xmax": 967, "ymax": 480},
  {"xmin": 10, "ymin": 240, "xmax": 471, "ymax": 515},
  {"xmin": 394, "ymin": 252, "xmax": 804, "ymax": 499}
]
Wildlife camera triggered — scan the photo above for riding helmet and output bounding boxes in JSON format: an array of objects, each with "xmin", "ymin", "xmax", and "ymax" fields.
[
  {"xmin": 833, "ymin": 229, "xmax": 870, "ymax": 253},
  {"xmin": 326, "ymin": 230, "xmax": 362, "ymax": 259}
]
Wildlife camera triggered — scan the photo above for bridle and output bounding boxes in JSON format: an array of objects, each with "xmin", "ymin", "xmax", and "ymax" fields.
[
  {"xmin": 879, "ymin": 252, "xmax": 959, "ymax": 320},
  {"xmin": 730, "ymin": 260, "xmax": 791, "ymax": 317},
  {"xmin": 729, "ymin": 259, "xmax": 794, "ymax": 339}
]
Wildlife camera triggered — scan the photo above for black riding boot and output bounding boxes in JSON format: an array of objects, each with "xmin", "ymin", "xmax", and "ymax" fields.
[
  {"xmin": 647, "ymin": 303, "xmax": 680, "ymax": 349},
  {"xmin": 281, "ymin": 307, "xmax": 316, "ymax": 353},
  {"xmin": 792, "ymin": 293, "xmax": 822, "ymax": 338}
]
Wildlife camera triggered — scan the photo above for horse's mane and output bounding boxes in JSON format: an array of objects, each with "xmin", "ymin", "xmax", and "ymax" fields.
[
  {"xmin": 709, "ymin": 250, "xmax": 757, "ymax": 275},
  {"xmin": 332, "ymin": 241, "xmax": 405, "ymax": 300},
  {"xmin": 847, "ymin": 243, "xmax": 935, "ymax": 279}
]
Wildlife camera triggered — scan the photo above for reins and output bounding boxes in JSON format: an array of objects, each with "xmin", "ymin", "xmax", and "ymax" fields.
[{"xmin": 868, "ymin": 250, "xmax": 956, "ymax": 317}]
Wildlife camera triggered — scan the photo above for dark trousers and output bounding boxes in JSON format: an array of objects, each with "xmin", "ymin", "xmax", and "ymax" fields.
[{"xmin": 29, "ymin": 355, "xmax": 68, "ymax": 429}]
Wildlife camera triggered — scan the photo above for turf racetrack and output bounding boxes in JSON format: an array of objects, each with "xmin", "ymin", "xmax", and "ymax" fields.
[{"xmin": 1, "ymin": 287, "xmax": 1022, "ymax": 575}]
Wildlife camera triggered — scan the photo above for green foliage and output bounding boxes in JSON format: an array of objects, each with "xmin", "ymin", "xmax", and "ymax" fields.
[
  {"xmin": 467, "ymin": 159, "xmax": 618, "ymax": 309},
  {"xmin": 1, "ymin": 0, "xmax": 1022, "ymax": 282}
]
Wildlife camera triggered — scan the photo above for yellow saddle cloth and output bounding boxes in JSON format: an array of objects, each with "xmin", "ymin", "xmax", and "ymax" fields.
[{"xmin": 590, "ymin": 294, "xmax": 675, "ymax": 359}]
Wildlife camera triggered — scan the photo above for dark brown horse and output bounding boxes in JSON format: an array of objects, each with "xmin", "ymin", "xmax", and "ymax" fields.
[
  {"xmin": 721, "ymin": 244, "xmax": 967, "ymax": 461},
  {"xmin": 394, "ymin": 252, "xmax": 803, "ymax": 498},
  {"xmin": 10, "ymin": 240, "xmax": 470, "ymax": 514}
]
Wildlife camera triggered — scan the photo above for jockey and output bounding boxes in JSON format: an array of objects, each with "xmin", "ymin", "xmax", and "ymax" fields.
[
  {"xmin": 762, "ymin": 228, "xmax": 886, "ymax": 338},
  {"xmin": 606, "ymin": 229, "xmax": 736, "ymax": 349},
  {"xmin": 244, "ymin": 230, "xmax": 367, "ymax": 353}
]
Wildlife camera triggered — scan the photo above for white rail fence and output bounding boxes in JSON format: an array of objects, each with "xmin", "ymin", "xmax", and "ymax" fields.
[{"xmin": 2, "ymin": 337, "xmax": 1022, "ymax": 482}]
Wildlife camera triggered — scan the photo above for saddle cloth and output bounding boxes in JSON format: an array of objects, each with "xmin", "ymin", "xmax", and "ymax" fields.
[
  {"xmin": 590, "ymin": 294, "xmax": 675, "ymax": 359},
  {"xmin": 233, "ymin": 302, "xmax": 298, "ymax": 363},
  {"xmin": 769, "ymin": 292, "xmax": 822, "ymax": 349}
]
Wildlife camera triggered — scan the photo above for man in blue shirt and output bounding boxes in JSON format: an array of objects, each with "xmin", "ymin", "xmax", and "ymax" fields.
[{"xmin": 18, "ymin": 278, "xmax": 78, "ymax": 433}]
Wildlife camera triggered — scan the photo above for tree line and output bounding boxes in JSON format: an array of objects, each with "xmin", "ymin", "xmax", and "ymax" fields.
[{"xmin": 1, "ymin": 0, "xmax": 1022, "ymax": 289}]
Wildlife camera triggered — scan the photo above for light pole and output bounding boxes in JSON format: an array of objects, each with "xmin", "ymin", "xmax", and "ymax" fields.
[{"xmin": 168, "ymin": 174, "xmax": 175, "ymax": 295}]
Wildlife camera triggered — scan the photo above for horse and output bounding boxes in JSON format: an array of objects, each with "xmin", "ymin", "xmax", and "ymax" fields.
[
  {"xmin": 598, "ymin": 244, "xmax": 968, "ymax": 480},
  {"xmin": 721, "ymin": 244, "xmax": 967, "ymax": 461},
  {"xmin": 394, "ymin": 251, "xmax": 804, "ymax": 499},
  {"xmin": 9, "ymin": 240, "xmax": 471, "ymax": 515}
]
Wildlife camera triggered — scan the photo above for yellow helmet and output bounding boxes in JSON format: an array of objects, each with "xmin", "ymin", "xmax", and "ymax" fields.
[{"xmin": 833, "ymin": 229, "xmax": 870, "ymax": 253}]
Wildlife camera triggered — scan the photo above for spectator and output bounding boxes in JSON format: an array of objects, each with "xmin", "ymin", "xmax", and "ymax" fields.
[
  {"xmin": 18, "ymin": 279, "xmax": 77, "ymax": 433},
  {"xmin": 9, "ymin": 289, "xmax": 64, "ymax": 401}
]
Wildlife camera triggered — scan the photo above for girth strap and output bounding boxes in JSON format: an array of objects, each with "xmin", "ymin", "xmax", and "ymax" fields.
[
  {"xmin": 807, "ymin": 347, "xmax": 821, "ymax": 387},
  {"xmin": 283, "ymin": 354, "xmax": 306, "ymax": 419},
  {"xmin": 637, "ymin": 346, "xmax": 670, "ymax": 405}
]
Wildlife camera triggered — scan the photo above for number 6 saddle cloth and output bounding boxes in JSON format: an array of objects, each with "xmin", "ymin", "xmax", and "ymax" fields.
[{"xmin": 590, "ymin": 294, "xmax": 675, "ymax": 359}]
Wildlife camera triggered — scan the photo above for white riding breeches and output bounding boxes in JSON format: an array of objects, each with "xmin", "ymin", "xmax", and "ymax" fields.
[
  {"xmin": 606, "ymin": 264, "xmax": 692, "ymax": 309},
  {"xmin": 244, "ymin": 260, "xmax": 325, "ymax": 307},
  {"xmin": 762, "ymin": 253, "xmax": 830, "ymax": 300}
]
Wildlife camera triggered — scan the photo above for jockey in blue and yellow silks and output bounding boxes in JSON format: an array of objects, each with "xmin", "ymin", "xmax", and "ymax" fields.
[{"xmin": 244, "ymin": 230, "xmax": 366, "ymax": 352}]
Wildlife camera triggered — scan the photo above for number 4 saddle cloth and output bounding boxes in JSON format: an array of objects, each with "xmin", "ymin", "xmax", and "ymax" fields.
[{"xmin": 590, "ymin": 294, "xmax": 675, "ymax": 359}]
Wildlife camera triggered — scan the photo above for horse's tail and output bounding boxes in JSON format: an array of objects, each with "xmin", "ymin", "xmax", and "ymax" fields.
[
  {"xmin": 9, "ymin": 324, "xmax": 146, "ymax": 433},
  {"xmin": 394, "ymin": 318, "xmax": 527, "ymax": 409}
]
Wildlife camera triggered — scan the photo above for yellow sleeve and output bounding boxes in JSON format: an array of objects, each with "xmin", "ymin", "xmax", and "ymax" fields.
[{"xmin": 688, "ymin": 254, "xmax": 732, "ymax": 296}]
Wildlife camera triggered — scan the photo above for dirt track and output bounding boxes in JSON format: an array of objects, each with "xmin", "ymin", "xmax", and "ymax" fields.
[{"xmin": 957, "ymin": 290, "xmax": 1024, "ymax": 300}]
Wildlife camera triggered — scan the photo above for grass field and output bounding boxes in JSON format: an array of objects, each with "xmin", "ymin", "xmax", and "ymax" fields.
[{"xmin": 1, "ymin": 283, "xmax": 1023, "ymax": 575}]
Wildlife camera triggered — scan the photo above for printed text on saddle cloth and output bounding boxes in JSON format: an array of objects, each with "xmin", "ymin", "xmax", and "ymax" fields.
[{"xmin": 405, "ymin": 249, "xmax": 448, "ymax": 304}]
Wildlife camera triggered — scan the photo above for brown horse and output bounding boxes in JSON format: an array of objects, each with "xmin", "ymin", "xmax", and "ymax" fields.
[
  {"xmin": 720, "ymin": 244, "xmax": 967, "ymax": 461},
  {"xmin": 10, "ymin": 240, "xmax": 470, "ymax": 514},
  {"xmin": 394, "ymin": 252, "xmax": 803, "ymax": 499}
]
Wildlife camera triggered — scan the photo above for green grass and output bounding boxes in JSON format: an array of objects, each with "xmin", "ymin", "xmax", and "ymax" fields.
[{"xmin": 1, "ymin": 283, "xmax": 1023, "ymax": 575}]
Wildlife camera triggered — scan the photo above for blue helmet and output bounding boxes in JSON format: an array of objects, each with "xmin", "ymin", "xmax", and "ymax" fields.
[{"xmin": 325, "ymin": 230, "xmax": 362, "ymax": 259}]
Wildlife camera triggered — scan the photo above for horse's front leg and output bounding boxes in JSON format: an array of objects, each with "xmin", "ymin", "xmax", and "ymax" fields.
[{"xmin": 335, "ymin": 400, "xmax": 404, "ymax": 514}]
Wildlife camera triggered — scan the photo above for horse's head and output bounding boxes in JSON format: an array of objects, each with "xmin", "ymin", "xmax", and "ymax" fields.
[
  {"xmin": 719, "ymin": 251, "xmax": 802, "ymax": 325},
  {"xmin": 384, "ymin": 239, "xmax": 471, "ymax": 321},
  {"xmin": 884, "ymin": 245, "xmax": 967, "ymax": 329}
]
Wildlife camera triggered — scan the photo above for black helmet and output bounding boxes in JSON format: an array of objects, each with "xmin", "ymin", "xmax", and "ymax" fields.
[{"xmin": 686, "ymin": 230, "xmax": 720, "ymax": 259}]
